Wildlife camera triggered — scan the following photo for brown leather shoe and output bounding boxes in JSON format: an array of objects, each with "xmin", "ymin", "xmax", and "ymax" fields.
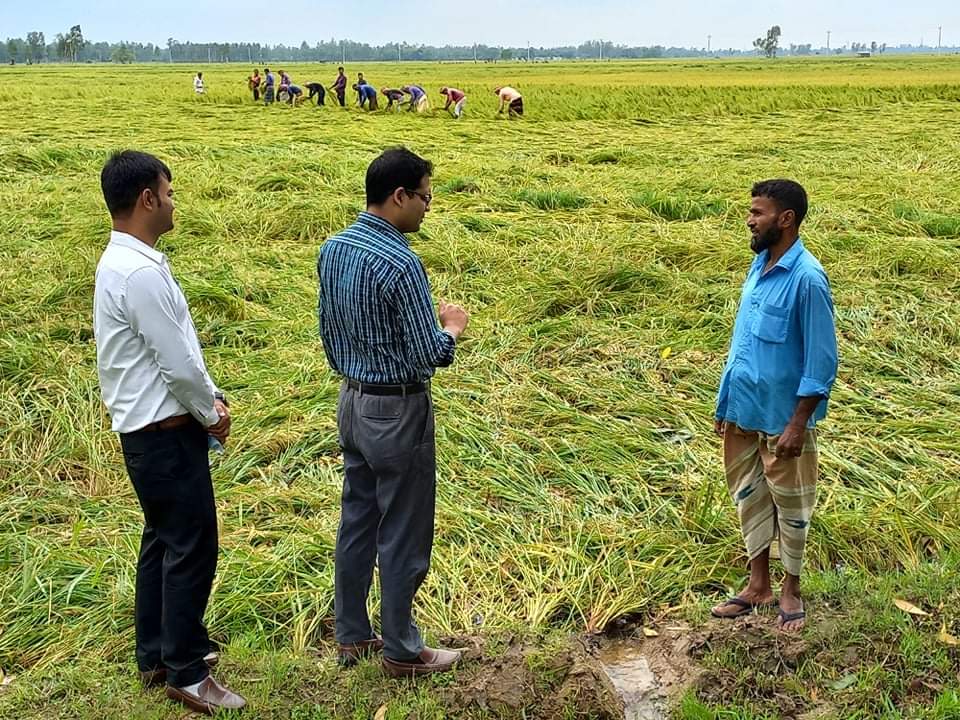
[
  {"xmin": 382, "ymin": 646, "xmax": 462, "ymax": 678},
  {"xmin": 165, "ymin": 675, "xmax": 246, "ymax": 715},
  {"xmin": 139, "ymin": 652, "xmax": 220, "ymax": 688},
  {"xmin": 338, "ymin": 636, "xmax": 384, "ymax": 666}
]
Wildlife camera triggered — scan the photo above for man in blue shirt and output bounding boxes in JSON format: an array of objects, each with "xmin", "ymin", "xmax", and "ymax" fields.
[
  {"xmin": 318, "ymin": 147, "xmax": 469, "ymax": 676},
  {"xmin": 353, "ymin": 82, "xmax": 379, "ymax": 110},
  {"xmin": 711, "ymin": 179, "xmax": 838, "ymax": 633},
  {"xmin": 263, "ymin": 68, "xmax": 275, "ymax": 105}
]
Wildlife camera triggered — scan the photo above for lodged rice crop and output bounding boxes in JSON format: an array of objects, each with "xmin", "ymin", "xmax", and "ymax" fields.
[{"xmin": 0, "ymin": 56, "xmax": 959, "ymax": 689}]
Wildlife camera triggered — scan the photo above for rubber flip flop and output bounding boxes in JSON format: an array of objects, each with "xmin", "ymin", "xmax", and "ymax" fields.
[
  {"xmin": 777, "ymin": 608, "xmax": 806, "ymax": 628},
  {"xmin": 711, "ymin": 596, "xmax": 776, "ymax": 619}
]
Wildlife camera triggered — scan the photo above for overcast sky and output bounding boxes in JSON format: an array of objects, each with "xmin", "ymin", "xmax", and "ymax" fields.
[{"xmin": 5, "ymin": 0, "xmax": 957, "ymax": 50}]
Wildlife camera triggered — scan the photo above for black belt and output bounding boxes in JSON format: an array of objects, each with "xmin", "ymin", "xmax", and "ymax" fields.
[{"xmin": 346, "ymin": 379, "xmax": 427, "ymax": 396}]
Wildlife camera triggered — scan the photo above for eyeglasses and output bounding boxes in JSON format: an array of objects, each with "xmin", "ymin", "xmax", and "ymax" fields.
[{"xmin": 404, "ymin": 189, "xmax": 433, "ymax": 205}]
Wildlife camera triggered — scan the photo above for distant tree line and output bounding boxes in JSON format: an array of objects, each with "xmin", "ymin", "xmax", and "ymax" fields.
[{"xmin": 0, "ymin": 25, "xmax": 953, "ymax": 65}]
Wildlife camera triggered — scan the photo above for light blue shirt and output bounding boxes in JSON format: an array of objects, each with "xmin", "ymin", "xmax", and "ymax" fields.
[{"xmin": 716, "ymin": 238, "xmax": 838, "ymax": 435}]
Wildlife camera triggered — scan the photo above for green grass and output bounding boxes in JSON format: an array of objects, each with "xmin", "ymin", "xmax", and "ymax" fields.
[{"xmin": 1, "ymin": 56, "xmax": 959, "ymax": 717}]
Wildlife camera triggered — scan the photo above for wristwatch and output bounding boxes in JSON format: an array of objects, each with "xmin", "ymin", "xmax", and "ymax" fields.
[{"xmin": 214, "ymin": 391, "xmax": 229, "ymax": 406}]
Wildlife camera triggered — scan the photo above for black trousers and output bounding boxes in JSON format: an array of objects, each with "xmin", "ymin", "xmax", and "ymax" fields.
[
  {"xmin": 307, "ymin": 85, "xmax": 325, "ymax": 105},
  {"xmin": 120, "ymin": 420, "xmax": 218, "ymax": 687},
  {"xmin": 335, "ymin": 382, "xmax": 436, "ymax": 661}
]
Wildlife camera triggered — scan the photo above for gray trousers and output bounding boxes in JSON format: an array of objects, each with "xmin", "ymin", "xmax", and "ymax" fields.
[{"xmin": 334, "ymin": 381, "xmax": 436, "ymax": 661}]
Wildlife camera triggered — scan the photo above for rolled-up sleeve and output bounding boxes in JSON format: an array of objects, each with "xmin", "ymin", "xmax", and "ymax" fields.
[
  {"xmin": 796, "ymin": 274, "xmax": 838, "ymax": 399},
  {"xmin": 391, "ymin": 259, "xmax": 456, "ymax": 370},
  {"xmin": 125, "ymin": 267, "xmax": 220, "ymax": 426}
]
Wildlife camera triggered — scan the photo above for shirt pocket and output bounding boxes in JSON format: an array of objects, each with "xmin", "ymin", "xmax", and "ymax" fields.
[{"xmin": 752, "ymin": 302, "xmax": 789, "ymax": 343}]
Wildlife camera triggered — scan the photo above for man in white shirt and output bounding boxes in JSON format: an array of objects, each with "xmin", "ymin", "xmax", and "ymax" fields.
[
  {"xmin": 194, "ymin": 72, "xmax": 204, "ymax": 94},
  {"xmin": 93, "ymin": 150, "xmax": 245, "ymax": 715}
]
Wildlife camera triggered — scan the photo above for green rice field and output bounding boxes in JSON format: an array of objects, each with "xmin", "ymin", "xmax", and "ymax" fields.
[{"xmin": 1, "ymin": 56, "xmax": 959, "ymax": 718}]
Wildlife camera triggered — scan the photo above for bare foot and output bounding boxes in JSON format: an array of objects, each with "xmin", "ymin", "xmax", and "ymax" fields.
[
  {"xmin": 777, "ymin": 593, "xmax": 806, "ymax": 632},
  {"xmin": 711, "ymin": 587, "xmax": 776, "ymax": 618}
]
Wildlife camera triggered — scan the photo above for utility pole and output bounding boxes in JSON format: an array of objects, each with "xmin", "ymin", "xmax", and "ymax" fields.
[
  {"xmin": 341, "ymin": 40, "xmax": 345, "ymax": 64},
  {"xmin": 826, "ymin": 30, "xmax": 831, "ymax": 51},
  {"xmin": 527, "ymin": 41, "xmax": 531, "ymax": 62},
  {"xmin": 938, "ymin": 25, "xmax": 943, "ymax": 54},
  {"xmin": 599, "ymin": 38, "xmax": 603, "ymax": 61},
  {"xmin": 207, "ymin": 46, "xmax": 211, "ymax": 63},
  {"xmin": 473, "ymin": 43, "xmax": 477, "ymax": 62},
  {"xmin": 707, "ymin": 34, "xmax": 711, "ymax": 53},
  {"xmin": 398, "ymin": 42, "xmax": 401, "ymax": 62}
]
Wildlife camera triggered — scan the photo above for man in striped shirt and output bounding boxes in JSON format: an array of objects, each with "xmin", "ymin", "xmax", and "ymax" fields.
[{"xmin": 318, "ymin": 147, "xmax": 469, "ymax": 677}]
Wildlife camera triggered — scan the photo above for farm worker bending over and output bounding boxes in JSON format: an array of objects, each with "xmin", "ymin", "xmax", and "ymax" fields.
[
  {"xmin": 306, "ymin": 82, "xmax": 326, "ymax": 105},
  {"xmin": 401, "ymin": 84, "xmax": 429, "ymax": 112},
  {"xmin": 93, "ymin": 151, "xmax": 246, "ymax": 714},
  {"xmin": 381, "ymin": 87, "xmax": 405, "ymax": 111},
  {"xmin": 331, "ymin": 66, "xmax": 348, "ymax": 106},
  {"xmin": 711, "ymin": 180, "xmax": 838, "ymax": 634},
  {"xmin": 494, "ymin": 86, "xmax": 523, "ymax": 117},
  {"xmin": 318, "ymin": 147, "xmax": 470, "ymax": 677},
  {"xmin": 439, "ymin": 87, "xmax": 466, "ymax": 118},
  {"xmin": 354, "ymin": 82, "xmax": 379, "ymax": 110}
]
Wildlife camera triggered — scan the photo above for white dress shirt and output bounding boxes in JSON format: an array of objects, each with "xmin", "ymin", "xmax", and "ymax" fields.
[{"xmin": 94, "ymin": 231, "xmax": 220, "ymax": 433}]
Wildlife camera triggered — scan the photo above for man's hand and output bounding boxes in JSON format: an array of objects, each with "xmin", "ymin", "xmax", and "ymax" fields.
[
  {"xmin": 207, "ymin": 399, "xmax": 231, "ymax": 443},
  {"xmin": 439, "ymin": 301, "xmax": 469, "ymax": 339},
  {"xmin": 714, "ymin": 419, "xmax": 725, "ymax": 437},
  {"xmin": 774, "ymin": 422, "xmax": 805, "ymax": 459}
]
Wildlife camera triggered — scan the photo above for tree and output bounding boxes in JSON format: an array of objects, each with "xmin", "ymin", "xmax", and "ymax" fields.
[
  {"xmin": 111, "ymin": 44, "xmax": 136, "ymax": 63},
  {"xmin": 26, "ymin": 31, "xmax": 45, "ymax": 63},
  {"xmin": 7, "ymin": 38, "xmax": 20, "ymax": 63},
  {"xmin": 753, "ymin": 25, "xmax": 781, "ymax": 58},
  {"xmin": 500, "ymin": 47, "xmax": 513, "ymax": 60}
]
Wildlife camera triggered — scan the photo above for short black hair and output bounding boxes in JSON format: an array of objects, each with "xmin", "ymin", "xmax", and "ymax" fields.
[
  {"xmin": 100, "ymin": 150, "xmax": 172, "ymax": 218},
  {"xmin": 365, "ymin": 147, "xmax": 433, "ymax": 206},
  {"xmin": 751, "ymin": 179, "xmax": 808, "ymax": 226},
  {"xmin": 338, "ymin": 66, "xmax": 344, "ymax": 72}
]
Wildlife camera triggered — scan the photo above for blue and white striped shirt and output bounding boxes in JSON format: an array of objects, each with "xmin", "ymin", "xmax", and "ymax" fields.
[{"xmin": 318, "ymin": 212, "xmax": 456, "ymax": 384}]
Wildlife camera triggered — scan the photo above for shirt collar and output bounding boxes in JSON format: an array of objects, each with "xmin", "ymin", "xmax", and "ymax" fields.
[
  {"xmin": 757, "ymin": 236, "xmax": 805, "ymax": 274},
  {"xmin": 109, "ymin": 230, "xmax": 166, "ymax": 265},
  {"xmin": 356, "ymin": 212, "xmax": 409, "ymax": 247}
]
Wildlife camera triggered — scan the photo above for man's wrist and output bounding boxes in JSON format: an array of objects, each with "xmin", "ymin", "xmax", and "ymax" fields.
[
  {"xmin": 442, "ymin": 326, "xmax": 461, "ymax": 341},
  {"xmin": 214, "ymin": 391, "xmax": 229, "ymax": 407}
]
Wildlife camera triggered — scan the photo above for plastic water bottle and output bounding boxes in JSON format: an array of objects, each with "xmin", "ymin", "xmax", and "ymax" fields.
[{"xmin": 208, "ymin": 435, "xmax": 225, "ymax": 455}]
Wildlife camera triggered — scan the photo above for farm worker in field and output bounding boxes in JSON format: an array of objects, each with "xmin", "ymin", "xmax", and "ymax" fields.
[
  {"xmin": 711, "ymin": 180, "xmax": 838, "ymax": 633},
  {"xmin": 494, "ymin": 86, "xmax": 523, "ymax": 117},
  {"xmin": 93, "ymin": 151, "xmax": 246, "ymax": 713},
  {"xmin": 278, "ymin": 69, "xmax": 291, "ymax": 95},
  {"xmin": 354, "ymin": 82, "xmax": 379, "ymax": 110},
  {"xmin": 331, "ymin": 66, "xmax": 348, "ymax": 106},
  {"xmin": 357, "ymin": 72, "xmax": 368, "ymax": 86},
  {"xmin": 263, "ymin": 67, "xmax": 275, "ymax": 104},
  {"xmin": 287, "ymin": 83, "xmax": 304, "ymax": 104},
  {"xmin": 193, "ymin": 71, "xmax": 204, "ymax": 94},
  {"xmin": 248, "ymin": 68, "xmax": 261, "ymax": 101},
  {"xmin": 318, "ymin": 146, "xmax": 470, "ymax": 677},
  {"xmin": 401, "ymin": 84, "xmax": 429, "ymax": 112},
  {"xmin": 439, "ymin": 86, "xmax": 466, "ymax": 118},
  {"xmin": 306, "ymin": 81, "xmax": 326, "ymax": 105},
  {"xmin": 381, "ymin": 87, "xmax": 405, "ymax": 111}
]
